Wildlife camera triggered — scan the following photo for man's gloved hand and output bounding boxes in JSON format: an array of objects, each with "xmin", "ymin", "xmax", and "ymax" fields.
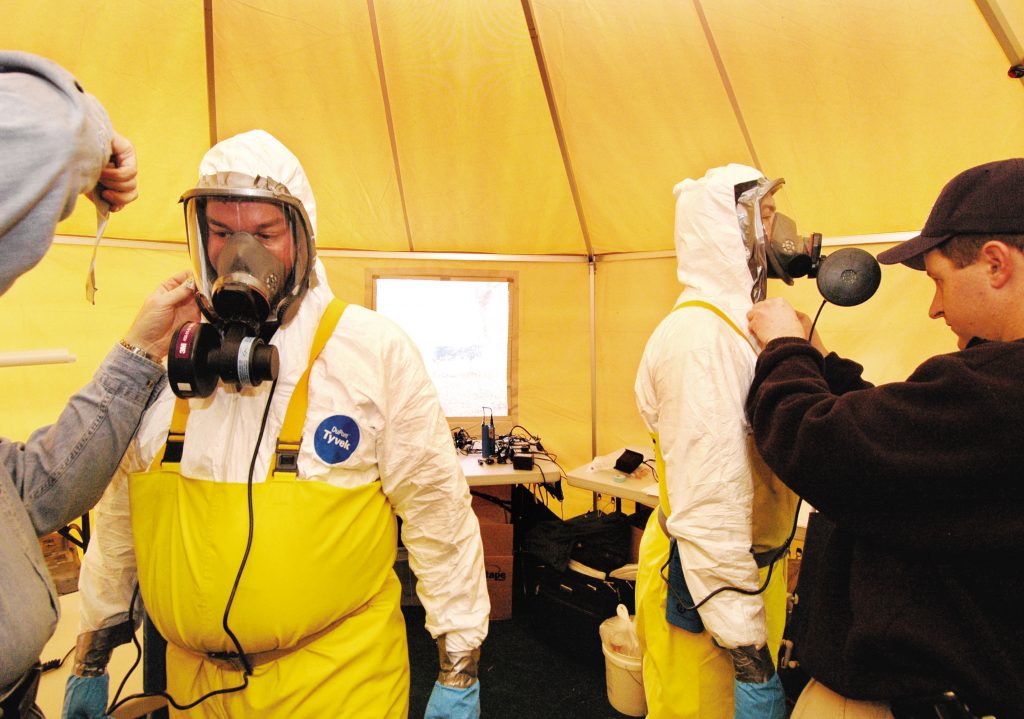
[
  {"xmin": 424, "ymin": 680, "xmax": 481, "ymax": 719},
  {"xmin": 733, "ymin": 672, "xmax": 785, "ymax": 719},
  {"xmin": 62, "ymin": 673, "xmax": 110, "ymax": 719},
  {"xmin": 728, "ymin": 643, "xmax": 785, "ymax": 719}
]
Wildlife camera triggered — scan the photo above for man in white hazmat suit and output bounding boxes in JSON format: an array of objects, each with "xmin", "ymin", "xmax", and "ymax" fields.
[
  {"xmin": 62, "ymin": 130, "xmax": 489, "ymax": 718},
  {"xmin": 634, "ymin": 164, "xmax": 799, "ymax": 718}
]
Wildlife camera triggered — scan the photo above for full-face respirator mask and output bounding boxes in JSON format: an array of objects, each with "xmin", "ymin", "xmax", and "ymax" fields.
[
  {"xmin": 168, "ymin": 174, "xmax": 315, "ymax": 399},
  {"xmin": 736, "ymin": 177, "xmax": 881, "ymax": 306}
]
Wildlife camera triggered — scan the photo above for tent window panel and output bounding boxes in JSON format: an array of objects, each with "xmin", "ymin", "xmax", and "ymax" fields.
[{"xmin": 371, "ymin": 273, "xmax": 516, "ymax": 419}]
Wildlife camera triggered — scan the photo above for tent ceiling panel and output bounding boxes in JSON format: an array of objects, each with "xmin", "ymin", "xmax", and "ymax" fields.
[
  {"xmin": 212, "ymin": 0, "xmax": 409, "ymax": 251},
  {"xmin": 977, "ymin": 0, "xmax": 1024, "ymax": 71},
  {"xmin": 375, "ymin": 0, "xmax": 583, "ymax": 255},
  {"xmin": 709, "ymin": 0, "xmax": 1024, "ymax": 240},
  {"xmin": 532, "ymin": 0, "xmax": 756, "ymax": 255},
  {"xmin": 4, "ymin": 0, "xmax": 1023, "ymax": 255},
  {"xmin": 2, "ymin": 0, "xmax": 210, "ymax": 243},
  {"xmin": 1002, "ymin": 0, "xmax": 1024, "ymax": 49}
]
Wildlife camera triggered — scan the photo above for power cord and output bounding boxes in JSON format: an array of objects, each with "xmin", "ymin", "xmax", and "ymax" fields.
[
  {"xmin": 41, "ymin": 645, "xmax": 75, "ymax": 673},
  {"xmin": 526, "ymin": 449, "xmax": 566, "ymax": 502},
  {"xmin": 661, "ymin": 498, "xmax": 803, "ymax": 611},
  {"xmin": 106, "ymin": 377, "xmax": 279, "ymax": 714},
  {"xmin": 807, "ymin": 299, "xmax": 826, "ymax": 347},
  {"xmin": 107, "ymin": 583, "xmax": 145, "ymax": 709},
  {"xmin": 642, "ymin": 459, "xmax": 658, "ymax": 481},
  {"xmin": 57, "ymin": 523, "xmax": 87, "ymax": 551}
]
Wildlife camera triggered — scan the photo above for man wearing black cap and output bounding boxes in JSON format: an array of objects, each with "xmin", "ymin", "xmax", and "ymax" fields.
[{"xmin": 742, "ymin": 158, "xmax": 1024, "ymax": 719}]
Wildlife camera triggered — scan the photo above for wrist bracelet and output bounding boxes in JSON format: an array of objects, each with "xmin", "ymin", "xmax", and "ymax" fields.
[{"xmin": 119, "ymin": 338, "xmax": 157, "ymax": 363}]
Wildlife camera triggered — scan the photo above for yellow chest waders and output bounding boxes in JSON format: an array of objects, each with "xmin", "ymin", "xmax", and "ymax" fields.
[
  {"xmin": 129, "ymin": 300, "xmax": 409, "ymax": 718},
  {"xmin": 635, "ymin": 300, "xmax": 796, "ymax": 719}
]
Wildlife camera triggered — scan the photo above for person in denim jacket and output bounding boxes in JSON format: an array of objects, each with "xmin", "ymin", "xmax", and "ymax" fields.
[{"xmin": 0, "ymin": 50, "xmax": 198, "ymax": 717}]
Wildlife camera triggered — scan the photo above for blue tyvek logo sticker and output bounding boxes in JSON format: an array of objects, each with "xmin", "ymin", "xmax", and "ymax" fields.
[{"xmin": 314, "ymin": 415, "xmax": 360, "ymax": 464}]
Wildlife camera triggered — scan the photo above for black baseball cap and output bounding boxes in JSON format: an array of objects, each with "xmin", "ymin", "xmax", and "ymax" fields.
[{"xmin": 877, "ymin": 158, "xmax": 1024, "ymax": 270}]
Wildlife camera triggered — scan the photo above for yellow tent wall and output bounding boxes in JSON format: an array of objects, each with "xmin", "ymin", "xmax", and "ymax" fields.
[
  {"xmin": 2, "ymin": 2, "xmax": 211, "ymax": 242},
  {"xmin": 1, "ymin": 0, "xmax": 1022, "ymax": 513},
  {"xmin": 2, "ymin": 0, "xmax": 1021, "ymax": 253},
  {"xmin": 0, "ymin": 248, "xmax": 598, "ymax": 512},
  {"xmin": 0, "ymin": 239, "xmax": 957, "ymax": 518},
  {"xmin": 594, "ymin": 244, "xmax": 956, "ymax": 457}
]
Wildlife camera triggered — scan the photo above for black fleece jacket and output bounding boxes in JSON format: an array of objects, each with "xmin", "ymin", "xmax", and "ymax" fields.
[{"xmin": 746, "ymin": 337, "xmax": 1024, "ymax": 718}]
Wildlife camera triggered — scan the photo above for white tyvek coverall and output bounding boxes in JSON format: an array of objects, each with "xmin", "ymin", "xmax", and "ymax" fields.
[
  {"xmin": 634, "ymin": 164, "xmax": 795, "ymax": 718},
  {"xmin": 76, "ymin": 132, "xmax": 489, "ymax": 708}
]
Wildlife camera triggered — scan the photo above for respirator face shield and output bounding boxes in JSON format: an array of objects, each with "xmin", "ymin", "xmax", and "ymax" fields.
[
  {"xmin": 735, "ymin": 177, "xmax": 783, "ymax": 303},
  {"xmin": 181, "ymin": 177, "xmax": 314, "ymax": 332},
  {"xmin": 169, "ymin": 176, "xmax": 316, "ymax": 399},
  {"xmin": 736, "ymin": 176, "xmax": 825, "ymax": 291}
]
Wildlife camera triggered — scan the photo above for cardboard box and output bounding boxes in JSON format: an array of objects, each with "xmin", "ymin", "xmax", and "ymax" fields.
[
  {"xmin": 474, "ymin": 483, "xmax": 511, "ymax": 502},
  {"xmin": 38, "ymin": 532, "xmax": 81, "ymax": 595},
  {"xmin": 478, "ymin": 520, "xmax": 513, "ymax": 557},
  {"xmin": 471, "ymin": 494, "xmax": 511, "ymax": 525},
  {"xmin": 472, "ymin": 495, "xmax": 514, "ymax": 619},
  {"xmin": 395, "ymin": 494, "xmax": 516, "ymax": 618},
  {"xmin": 483, "ymin": 554, "xmax": 513, "ymax": 620}
]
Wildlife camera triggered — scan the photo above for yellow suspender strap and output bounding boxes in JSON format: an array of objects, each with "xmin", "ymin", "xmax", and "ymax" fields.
[
  {"xmin": 270, "ymin": 299, "xmax": 348, "ymax": 480},
  {"xmin": 671, "ymin": 300, "xmax": 757, "ymax": 355},
  {"xmin": 148, "ymin": 398, "xmax": 190, "ymax": 469},
  {"xmin": 149, "ymin": 300, "xmax": 350, "ymax": 473}
]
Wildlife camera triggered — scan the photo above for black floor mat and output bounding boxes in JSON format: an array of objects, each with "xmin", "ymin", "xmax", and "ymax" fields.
[{"xmin": 404, "ymin": 605, "xmax": 640, "ymax": 718}]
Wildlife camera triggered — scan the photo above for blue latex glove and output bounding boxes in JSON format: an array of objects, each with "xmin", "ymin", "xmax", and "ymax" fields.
[
  {"xmin": 424, "ymin": 680, "xmax": 480, "ymax": 719},
  {"xmin": 62, "ymin": 673, "xmax": 110, "ymax": 719},
  {"xmin": 733, "ymin": 673, "xmax": 785, "ymax": 719}
]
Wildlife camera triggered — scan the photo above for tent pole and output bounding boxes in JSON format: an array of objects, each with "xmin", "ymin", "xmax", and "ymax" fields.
[
  {"xmin": 974, "ymin": 0, "xmax": 1024, "ymax": 85},
  {"xmin": 366, "ymin": 0, "xmax": 416, "ymax": 251},
  {"xmin": 589, "ymin": 257, "xmax": 598, "ymax": 511},
  {"xmin": 203, "ymin": 0, "xmax": 217, "ymax": 146},
  {"xmin": 692, "ymin": 0, "xmax": 762, "ymax": 170},
  {"xmin": 520, "ymin": 0, "xmax": 595, "ymax": 259}
]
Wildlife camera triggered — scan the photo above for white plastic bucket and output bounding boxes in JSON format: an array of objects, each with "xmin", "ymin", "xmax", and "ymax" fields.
[{"xmin": 600, "ymin": 633, "xmax": 647, "ymax": 716}]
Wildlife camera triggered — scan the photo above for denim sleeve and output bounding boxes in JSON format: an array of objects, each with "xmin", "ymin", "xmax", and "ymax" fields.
[{"xmin": 0, "ymin": 343, "xmax": 165, "ymax": 536}]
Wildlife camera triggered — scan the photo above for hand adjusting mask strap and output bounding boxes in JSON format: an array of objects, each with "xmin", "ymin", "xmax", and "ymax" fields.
[{"xmin": 168, "ymin": 173, "xmax": 316, "ymax": 398}]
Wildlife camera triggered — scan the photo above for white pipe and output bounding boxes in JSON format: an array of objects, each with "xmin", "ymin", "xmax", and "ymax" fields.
[{"xmin": 0, "ymin": 349, "xmax": 77, "ymax": 367}]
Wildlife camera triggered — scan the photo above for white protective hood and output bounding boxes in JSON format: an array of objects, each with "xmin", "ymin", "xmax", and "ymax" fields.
[
  {"xmin": 198, "ymin": 129, "xmax": 318, "ymax": 238},
  {"xmin": 672, "ymin": 163, "xmax": 765, "ymax": 321}
]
